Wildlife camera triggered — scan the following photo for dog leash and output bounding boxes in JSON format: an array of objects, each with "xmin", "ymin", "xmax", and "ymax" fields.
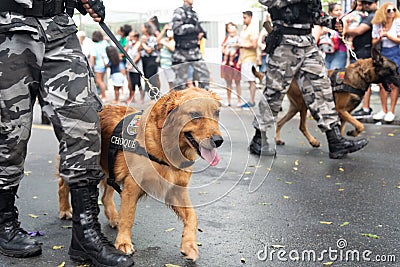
[{"xmin": 99, "ymin": 21, "xmax": 162, "ymax": 100}]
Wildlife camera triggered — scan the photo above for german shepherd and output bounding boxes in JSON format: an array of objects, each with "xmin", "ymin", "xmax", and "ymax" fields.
[{"xmin": 252, "ymin": 48, "xmax": 400, "ymax": 147}]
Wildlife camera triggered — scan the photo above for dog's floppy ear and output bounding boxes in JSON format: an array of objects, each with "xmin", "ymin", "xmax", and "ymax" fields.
[
  {"xmin": 372, "ymin": 48, "xmax": 384, "ymax": 65},
  {"xmin": 154, "ymin": 91, "xmax": 179, "ymax": 129}
]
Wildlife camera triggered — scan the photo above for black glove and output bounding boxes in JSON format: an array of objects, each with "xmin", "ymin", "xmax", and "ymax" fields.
[{"xmin": 78, "ymin": 0, "xmax": 105, "ymax": 22}]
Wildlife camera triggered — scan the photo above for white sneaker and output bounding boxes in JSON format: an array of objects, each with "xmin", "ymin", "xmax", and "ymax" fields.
[
  {"xmin": 384, "ymin": 112, "xmax": 395, "ymax": 122},
  {"xmin": 373, "ymin": 111, "xmax": 386, "ymax": 120}
]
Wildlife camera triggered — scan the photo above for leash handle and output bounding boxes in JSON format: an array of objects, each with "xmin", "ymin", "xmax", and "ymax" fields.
[{"xmin": 99, "ymin": 21, "xmax": 161, "ymax": 99}]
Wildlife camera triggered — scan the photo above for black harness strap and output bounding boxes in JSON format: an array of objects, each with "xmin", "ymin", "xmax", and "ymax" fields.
[
  {"xmin": 330, "ymin": 68, "xmax": 366, "ymax": 98},
  {"xmin": 107, "ymin": 112, "xmax": 143, "ymax": 194}
]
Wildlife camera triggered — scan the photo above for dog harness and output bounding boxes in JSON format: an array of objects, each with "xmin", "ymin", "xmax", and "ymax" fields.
[
  {"xmin": 107, "ymin": 111, "xmax": 170, "ymax": 194},
  {"xmin": 330, "ymin": 68, "xmax": 366, "ymax": 98}
]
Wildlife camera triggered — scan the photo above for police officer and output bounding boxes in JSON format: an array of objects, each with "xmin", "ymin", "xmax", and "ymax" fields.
[
  {"xmin": 171, "ymin": 0, "xmax": 210, "ymax": 90},
  {"xmin": 0, "ymin": 1, "xmax": 134, "ymax": 266},
  {"xmin": 251, "ymin": 0, "xmax": 368, "ymax": 159}
]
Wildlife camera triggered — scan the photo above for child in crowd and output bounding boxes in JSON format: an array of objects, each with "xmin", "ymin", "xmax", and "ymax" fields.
[
  {"xmin": 343, "ymin": 0, "xmax": 367, "ymax": 48},
  {"xmin": 105, "ymin": 46, "xmax": 126, "ymax": 104},
  {"xmin": 126, "ymin": 31, "xmax": 144, "ymax": 104},
  {"xmin": 221, "ymin": 25, "xmax": 240, "ymax": 66}
]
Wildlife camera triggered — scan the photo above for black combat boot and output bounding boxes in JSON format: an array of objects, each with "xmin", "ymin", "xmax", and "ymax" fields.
[
  {"xmin": 249, "ymin": 128, "xmax": 276, "ymax": 156},
  {"xmin": 68, "ymin": 185, "xmax": 134, "ymax": 267},
  {"xmin": 326, "ymin": 125, "xmax": 368, "ymax": 159},
  {"xmin": 0, "ymin": 187, "xmax": 42, "ymax": 258}
]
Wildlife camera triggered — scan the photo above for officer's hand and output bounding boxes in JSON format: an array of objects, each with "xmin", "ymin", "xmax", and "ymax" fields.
[
  {"xmin": 333, "ymin": 18, "xmax": 343, "ymax": 33},
  {"xmin": 81, "ymin": 0, "xmax": 105, "ymax": 22}
]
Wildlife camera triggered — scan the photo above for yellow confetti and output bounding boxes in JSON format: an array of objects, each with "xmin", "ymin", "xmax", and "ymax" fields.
[
  {"xmin": 244, "ymin": 171, "xmax": 252, "ymax": 175},
  {"xmin": 339, "ymin": 167, "xmax": 345, "ymax": 172},
  {"xmin": 326, "ymin": 175, "xmax": 331, "ymax": 178},
  {"xmin": 24, "ymin": 171, "xmax": 32, "ymax": 176},
  {"xmin": 28, "ymin": 214, "xmax": 38, "ymax": 219},
  {"xmin": 32, "ymin": 196, "xmax": 38, "ymax": 199},
  {"xmin": 293, "ymin": 167, "xmax": 298, "ymax": 171},
  {"xmin": 285, "ymin": 181, "xmax": 293, "ymax": 185},
  {"xmin": 259, "ymin": 202, "xmax": 272, "ymax": 206},
  {"xmin": 271, "ymin": 244, "xmax": 285, "ymax": 249},
  {"xmin": 320, "ymin": 221, "xmax": 333, "ymax": 225},
  {"xmin": 198, "ymin": 191, "xmax": 208, "ymax": 195},
  {"xmin": 294, "ymin": 160, "xmax": 299, "ymax": 166},
  {"xmin": 340, "ymin": 222, "xmax": 350, "ymax": 227},
  {"xmin": 165, "ymin": 228, "xmax": 175, "ymax": 232},
  {"xmin": 323, "ymin": 262, "xmax": 334, "ymax": 266},
  {"xmin": 57, "ymin": 262, "xmax": 65, "ymax": 267},
  {"xmin": 165, "ymin": 264, "xmax": 181, "ymax": 267},
  {"xmin": 388, "ymin": 133, "xmax": 395, "ymax": 137},
  {"xmin": 48, "ymin": 160, "xmax": 53, "ymax": 163},
  {"xmin": 52, "ymin": 245, "xmax": 64, "ymax": 250},
  {"xmin": 62, "ymin": 225, "xmax": 72, "ymax": 229},
  {"xmin": 338, "ymin": 188, "xmax": 345, "ymax": 192},
  {"xmin": 283, "ymin": 195, "xmax": 290, "ymax": 199}
]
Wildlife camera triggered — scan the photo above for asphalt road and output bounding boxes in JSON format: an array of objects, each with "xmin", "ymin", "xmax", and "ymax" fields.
[{"xmin": 0, "ymin": 89, "xmax": 399, "ymax": 267}]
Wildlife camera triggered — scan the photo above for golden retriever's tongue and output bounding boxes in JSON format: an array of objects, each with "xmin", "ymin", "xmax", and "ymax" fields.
[{"xmin": 200, "ymin": 147, "xmax": 220, "ymax": 166}]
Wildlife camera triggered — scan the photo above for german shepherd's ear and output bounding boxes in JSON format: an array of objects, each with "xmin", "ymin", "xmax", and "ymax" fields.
[
  {"xmin": 154, "ymin": 91, "xmax": 179, "ymax": 129},
  {"xmin": 371, "ymin": 48, "xmax": 384, "ymax": 65}
]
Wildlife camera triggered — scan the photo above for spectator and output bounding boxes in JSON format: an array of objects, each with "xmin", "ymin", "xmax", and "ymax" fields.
[
  {"xmin": 126, "ymin": 31, "xmax": 144, "ymax": 104},
  {"xmin": 343, "ymin": 0, "xmax": 367, "ymax": 49},
  {"xmin": 171, "ymin": 0, "xmax": 210, "ymax": 90},
  {"xmin": 371, "ymin": 2, "xmax": 400, "ymax": 122},
  {"xmin": 117, "ymin": 24, "xmax": 132, "ymax": 77},
  {"xmin": 105, "ymin": 46, "xmax": 126, "ymax": 104},
  {"xmin": 77, "ymin": 30, "xmax": 93, "ymax": 60},
  {"xmin": 239, "ymin": 10, "xmax": 258, "ymax": 109},
  {"xmin": 90, "ymin": 30, "xmax": 109, "ymax": 101},
  {"xmin": 257, "ymin": 13, "xmax": 271, "ymax": 73},
  {"xmin": 220, "ymin": 22, "xmax": 242, "ymax": 107},
  {"xmin": 149, "ymin": 16, "xmax": 161, "ymax": 38},
  {"xmin": 140, "ymin": 22, "xmax": 160, "ymax": 100},
  {"xmin": 343, "ymin": 0, "xmax": 378, "ymax": 118},
  {"xmin": 157, "ymin": 24, "xmax": 176, "ymax": 91},
  {"xmin": 319, "ymin": 2, "xmax": 347, "ymax": 69}
]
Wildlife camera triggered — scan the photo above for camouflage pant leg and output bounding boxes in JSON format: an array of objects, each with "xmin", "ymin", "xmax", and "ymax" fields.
[
  {"xmin": 253, "ymin": 43, "xmax": 339, "ymax": 132},
  {"xmin": 0, "ymin": 23, "xmax": 104, "ymax": 189},
  {"xmin": 172, "ymin": 61, "xmax": 210, "ymax": 90}
]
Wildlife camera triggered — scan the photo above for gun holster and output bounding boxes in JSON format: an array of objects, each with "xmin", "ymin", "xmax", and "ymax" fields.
[{"xmin": 265, "ymin": 28, "xmax": 282, "ymax": 55}]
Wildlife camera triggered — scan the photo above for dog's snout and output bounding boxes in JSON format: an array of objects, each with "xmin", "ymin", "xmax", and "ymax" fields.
[{"xmin": 211, "ymin": 135, "xmax": 224, "ymax": 148}]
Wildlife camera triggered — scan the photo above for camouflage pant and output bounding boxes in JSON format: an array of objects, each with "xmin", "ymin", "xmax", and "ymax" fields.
[
  {"xmin": 172, "ymin": 47, "xmax": 210, "ymax": 90},
  {"xmin": 0, "ymin": 14, "xmax": 104, "ymax": 190},
  {"xmin": 253, "ymin": 34, "xmax": 339, "ymax": 133}
]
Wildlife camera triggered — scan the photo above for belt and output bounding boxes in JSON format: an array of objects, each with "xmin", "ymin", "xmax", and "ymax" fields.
[
  {"xmin": 278, "ymin": 26, "xmax": 311, "ymax": 35},
  {"xmin": 0, "ymin": 0, "xmax": 65, "ymax": 17}
]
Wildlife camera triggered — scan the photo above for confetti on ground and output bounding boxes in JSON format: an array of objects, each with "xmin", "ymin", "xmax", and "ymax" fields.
[
  {"xmin": 259, "ymin": 202, "xmax": 272, "ymax": 206},
  {"xmin": 28, "ymin": 231, "xmax": 44, "ymax": 237},
  {"xmin": 244, "ymin": 171, "xmax": 252, "ymax": 175},
  {"xmin": 326, "ymin": 175, "xmax": 331, "ymax": 178},
  {"xmin": 361, "ymin": 233, "xmax": 380, "ymax": 239},
  {"xmin": 62, "ymin": 225, "xmax": 72, "ymax": 229},
  {"xmin": 57, "ymin": 262, "xmax": 65, "ymax": 267},
  {"xmin": 285, "ymin": 181, "xmax": 293, "ymax": 185},
  {"xmin": 197, "ymin": 242, "xmax": 202, "ymax": 246},
  {"xmin": 24, "ymin": 171, "xmax": 32, "ymax": 176},
  {"xmin": 388, "ymin": 133, "xmax": 395, "ymax": 137},
  {"xmin": 165, "ymin": 228, "xmax": 175, "ymax": 232},
  {"xmin": 339, "ymin": 167, "xmax": 345, "ymax": 172},
  {"xmin": 320, "ymin": 221, "xmax": 333, "ymax": 225},
  {"xmin": 323, "ymin": 262, "xmax": 334, "ymax": 266},
  {"xmin": 32, "ymin": 196, "xmax": 38, "ymax": 199},
  {"xmin": 28, "ymin": 214, "xmax": 38, "ymax": 219},
  {"xmin": 52, "ymin": 245, "xmax": 64, "ymax": 250},
  {"xmin": 340, "ymin": 222, "xmax": 350, "ymax": 227},
  {"xmin": 240, "ymin": 257, "xmax": 246, "ymax": 263},
  {"xmin": 283, "ymin": 195, "xmax": 290, "ymax": 199},
  {"xmin": 165, "ymin": 264, "xmax": 181, "ymax": 267}
]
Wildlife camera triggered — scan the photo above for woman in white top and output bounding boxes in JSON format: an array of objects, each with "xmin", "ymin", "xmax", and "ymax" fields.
[{"xmin": 371, "ymin": 3, "xmax": 400, "ymax": 122}]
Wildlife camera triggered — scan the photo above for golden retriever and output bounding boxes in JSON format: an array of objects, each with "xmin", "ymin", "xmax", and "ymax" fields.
[{"xmin": 58, "ymin": 87, "xmax": 223, "ymax": 261}]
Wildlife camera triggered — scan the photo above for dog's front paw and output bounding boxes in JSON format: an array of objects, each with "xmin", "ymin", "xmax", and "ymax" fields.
[
  {"xmin": 180, "ymin": 241, "xmax": 198, "ymax": 261},
  {"xmin": 115, "ymin": 239, "xmax": 135, "ymax": 255},
  {"xmin": 59, "ymin": 209, "xmax": 72, "ymax": 220}
]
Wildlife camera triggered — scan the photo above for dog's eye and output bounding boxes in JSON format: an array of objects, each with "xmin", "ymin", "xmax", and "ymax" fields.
[{"xmin": 189, "ymin": 112, "xmax": 202, "ymax": 119}]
